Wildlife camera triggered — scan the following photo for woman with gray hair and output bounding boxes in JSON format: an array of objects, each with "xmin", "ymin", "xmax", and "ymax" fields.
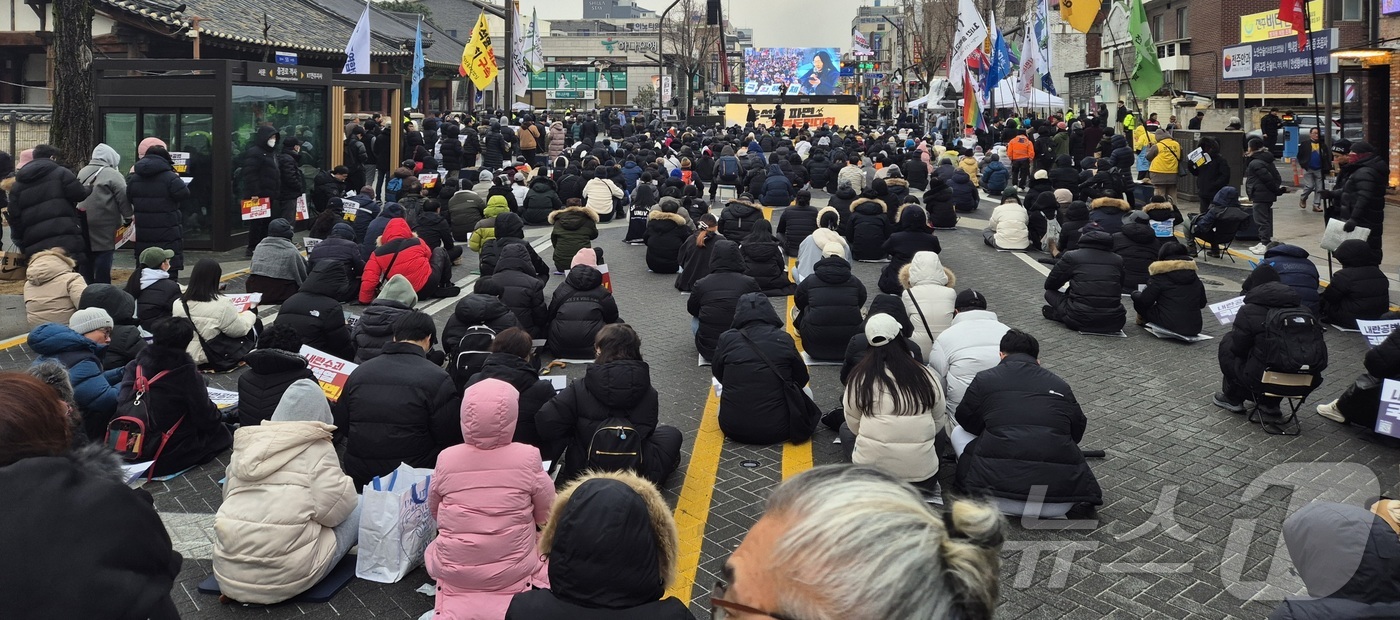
[{"xmin": 714, "ymin": 464, "xmax": 1005, "ymax": 620}]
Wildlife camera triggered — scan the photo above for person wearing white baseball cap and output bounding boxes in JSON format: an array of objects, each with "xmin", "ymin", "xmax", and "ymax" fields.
[{"xmin": 839, "ymin": 313, "xmax": 946, "ymax": 493}]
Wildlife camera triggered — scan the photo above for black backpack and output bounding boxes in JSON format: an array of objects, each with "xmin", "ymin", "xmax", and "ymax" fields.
[
  {"xmin": 585, "ymin": 417, "xmax": 644, "ymax": 472},
  {"xmin": 449, "ymin": 325, "xmax": 497, "ymax": 387},
  {"xmin": 1259, "ymin": 307, "xmax": 1328, "ymax": 374}
]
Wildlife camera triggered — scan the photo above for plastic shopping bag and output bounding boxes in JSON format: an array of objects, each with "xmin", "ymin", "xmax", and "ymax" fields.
[{"xmin": 355, "ymin": 463, "xmax": 437, "ymax": 583}]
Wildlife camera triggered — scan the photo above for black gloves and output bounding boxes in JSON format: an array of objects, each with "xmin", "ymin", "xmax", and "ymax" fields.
[{"xmin": 1343, "ymin": 221, "xmax": 1357, "ymax": 233}]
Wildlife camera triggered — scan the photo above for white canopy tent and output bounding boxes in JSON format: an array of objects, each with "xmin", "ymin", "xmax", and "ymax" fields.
[{"xmin": 988, "ymin": 82, "xmax": 1065, "ymax": 108}]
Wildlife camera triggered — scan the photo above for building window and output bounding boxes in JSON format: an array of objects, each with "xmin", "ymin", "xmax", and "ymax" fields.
[
  {"xmin": 1342, "ymin": 0, "xmax": 1361, "ymax": 21},
  {"xmin": 1175, "ymin": 7, "xmax": 1188, "ymax": 39},
  {"xmin": 877, "ymin": 23, "xmax": 885, "ymax": 30},
  {"xmin": 1150, "ymin": 15, "xmax": 1164, "ymax": 41}
]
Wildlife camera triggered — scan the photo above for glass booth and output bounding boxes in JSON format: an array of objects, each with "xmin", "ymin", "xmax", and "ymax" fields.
[{"xmin": 94, "ymin": 59, "xmax": 400, "ymax": 251}]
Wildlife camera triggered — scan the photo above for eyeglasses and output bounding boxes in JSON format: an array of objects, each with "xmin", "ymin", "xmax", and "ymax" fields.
[{"xmin": 711, "ymin": 579, "xmax": 799, "ymax": 620}]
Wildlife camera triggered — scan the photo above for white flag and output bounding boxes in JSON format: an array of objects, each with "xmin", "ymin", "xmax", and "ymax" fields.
[
  {"xmin": 342, "ymin": 0, "xmax": 372, "ymax": 75},
  {"xmin": 1016, "ymin": 16, "xmax": 1037, "ymax": 100},
  {"xmin": 1034, "ymin": 0, "xmax": 1056, "ymax": 95},
  {"xmin": 948, "ymin": 0, "xmax": 989, "ymax": 86},
  {"xmin": 526, "ymin": 8, "xmax": 546, "ymax": 74},
  {"xmin": 852, "ymin": 27, "xmax": 872, "ymax": 56},
  {"xmin": 510, "ymin": 3, "xmax": 529, "ymax": 98}
]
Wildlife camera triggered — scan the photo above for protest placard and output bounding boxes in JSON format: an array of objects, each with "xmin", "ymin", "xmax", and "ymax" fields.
[
  {"xmin": 1209, "ymin": 296, "xmax": 1246, "ymax": 325},
  {"xmin": 1356, "ymin": 319, "xmax": 1400, "ymax": 348},
  {"xmin": 300, "ymin": 345, "xmax": 359, "ymax": 402},
  {"xmin": 225, "ymin": 292, "xmax": 262, "ymax": 313},
  {"xmin": 1376, "ymin": 379, "xmax": 1400, "ymax": 439},
  {"xmin": 241, "ymin": 197, "xmax": 271, "ymax": 220},
  {"xmin": 207, "ymin": 387, "xmax": 239, "ymax": 409}
]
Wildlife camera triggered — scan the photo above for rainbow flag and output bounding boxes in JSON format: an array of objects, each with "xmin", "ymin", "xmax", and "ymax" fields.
[{"xmin": 962, "ymin": 72, "xmax": 983, "ymax": 131}]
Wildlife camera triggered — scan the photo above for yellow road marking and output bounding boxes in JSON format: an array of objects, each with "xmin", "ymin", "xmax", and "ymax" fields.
[
  {"xmin": 667, "ymin": 385, "xmax": 724, "ymax": 606},
  {"xmin": 782, "ymin": 263, "xmax": 813, "ymax": 481}
]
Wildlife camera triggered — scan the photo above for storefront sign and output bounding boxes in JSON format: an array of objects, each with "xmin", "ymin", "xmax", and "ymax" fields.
[
  {"xmin": 530, "ymin": 70, "xmax": 626, "ymax": 90},
  {"xmin": 547, "ymin": 89, "xmax": 597, "ymax": 99},
  {"xmin": 599, "ymin": 37, "xmax": 659, "ymax": 54},
  {"xmin": 1239, "ymin": 0, "xmax": 1323, "ymax": 43},
  {"xmin": 246, "ymin": 61, "xmax": 330, "ymax": 85},
  {"xmin": 723, "ymin": 103, "xmax": 860, "ymax": 129},
  {"xmin": 1223, "ymin": 29, "xmax": 1338, "ymax": 81}
]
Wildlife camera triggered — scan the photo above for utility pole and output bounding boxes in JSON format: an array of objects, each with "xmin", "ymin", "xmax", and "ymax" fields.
[{"xmin": 659, "ymin": 0, "xmax": 682, "ymax": 119}]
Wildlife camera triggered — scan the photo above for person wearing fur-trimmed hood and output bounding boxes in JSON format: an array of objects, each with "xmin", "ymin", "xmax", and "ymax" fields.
[
  {"xmin": 504, "ymin": 470, "xmax": 695, "ymax": 619},
  {"xmin": 843, "ymin": 191, "xmax": 891, "ymax": 261},
  {"xmin": 1130, "ymin": 241, "xmax": 1206, "ymax": 337},
  {"xmin": 548, "ymin": 200, "xmax": 599, "ymax": 274}
]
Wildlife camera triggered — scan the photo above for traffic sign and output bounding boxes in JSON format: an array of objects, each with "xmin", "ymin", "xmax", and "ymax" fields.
[{"xmin": 868, "ymin": 73, "xmax": 884, "ymax": 79}]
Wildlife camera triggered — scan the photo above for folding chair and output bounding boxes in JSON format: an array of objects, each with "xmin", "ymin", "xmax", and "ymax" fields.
[
  {"xmin": 715, "ymin": 182, "xmax": 740, "ymax": 201},
  {"xmin": 1248, "ymin": 370, "xmax": 1315, "ymax": 436},
  {"xmin": 1190, "ymin": 216, "xmax": 1245, "ymax": 264}
]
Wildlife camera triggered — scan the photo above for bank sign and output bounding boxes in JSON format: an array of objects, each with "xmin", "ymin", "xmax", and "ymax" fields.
[
  {"xmin": 1223, "ymin": 28, "xmax": 1337, "ymax": 81},
  {"xmin": 599, "ymin": 37, "xmax": 659, "ymax": 54}
]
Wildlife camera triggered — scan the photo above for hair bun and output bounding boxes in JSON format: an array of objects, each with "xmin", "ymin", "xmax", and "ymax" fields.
[{"xmin": 943, "ymin": 501, "xmax": 1006, "ymax": 549}]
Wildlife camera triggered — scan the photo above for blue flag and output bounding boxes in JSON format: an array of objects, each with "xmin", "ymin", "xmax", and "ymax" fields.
[
  {"xmin": 986, "ymin": 12, "xmax": 1015, "ymax": 89},
  {"xmin": 410, "ymin": 18, "xmax": 425, "ymax": 107}
]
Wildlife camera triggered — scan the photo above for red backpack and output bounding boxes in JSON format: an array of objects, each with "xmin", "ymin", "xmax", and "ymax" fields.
[{"xmin": 104, "ymin": 367, "xmax": 183, "ymax": 478}]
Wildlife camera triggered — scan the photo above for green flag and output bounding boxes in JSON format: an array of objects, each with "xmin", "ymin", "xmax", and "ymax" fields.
[{"xmin": 1128, "ymin": 0, "xmax": 1163, "ymax": 99}]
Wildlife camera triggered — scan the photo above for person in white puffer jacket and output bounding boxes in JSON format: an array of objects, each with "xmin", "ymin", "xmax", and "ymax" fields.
[
  {"xmin": 899, "ymin": 251, "xmax": 957, "ymax": 355},
  {"xmin": 172, "ymin": 258, "xmax": 258, "ymax": 366},
  {"xmin": 213, "ymin": 379, "xmax": 359, "ymax": 604},
  {"xmin": 983, "ymin": 195, "xmax": 1031, "ymax": 250},
  {"xmin": 581, "ymin": 166, "xmax": 623, "ymax": 222},
  {"xmin": 928, "ymin": 289, "xmax": 1011, "ymax": 417}
]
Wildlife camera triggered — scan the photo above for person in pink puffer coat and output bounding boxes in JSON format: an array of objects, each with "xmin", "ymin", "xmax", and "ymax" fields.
[{"xmin": 426, "ymin": 378, "xmax": 555, "ymax": 619}]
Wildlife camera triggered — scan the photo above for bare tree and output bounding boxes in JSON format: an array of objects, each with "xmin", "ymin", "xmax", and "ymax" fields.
[
  {"xmin": 51, "ymin": 0, "xmax": 95, "ymax": 170},
  {"xmin": 633, "ymin": 84, "xmax": 658, "ymax": 110},
  {"xmin": 908, "ymin": 0, "xmax": 1028, "ymax": 94},
  {"xmin": 663, "ymin": 0, "xmax": 724, "ymax": 116}
]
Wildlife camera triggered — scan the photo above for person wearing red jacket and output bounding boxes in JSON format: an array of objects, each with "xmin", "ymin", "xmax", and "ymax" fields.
[{"xmin": 360, "ymin": 218, "xmax": 433, "ymax": 304}]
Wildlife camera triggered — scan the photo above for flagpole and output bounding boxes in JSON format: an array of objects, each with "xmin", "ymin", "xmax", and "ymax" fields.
[
  {"xmin": 1100, "ymin": 19, "xmax": 1143, "ymax": 119},
  {"xmin": 1299, "ymin": 1, "xmax": 1326, "ymax": 165}
]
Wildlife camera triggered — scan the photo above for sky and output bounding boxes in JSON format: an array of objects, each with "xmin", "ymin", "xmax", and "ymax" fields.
[{"xmin": 517, "ymin": 0, "xmax": 863, "ymax": 48}]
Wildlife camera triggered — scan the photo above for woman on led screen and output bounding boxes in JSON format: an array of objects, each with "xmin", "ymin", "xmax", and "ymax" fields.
[{"xmin": 800, "ymin": 50, "xmax": 839, "ymax": 95}]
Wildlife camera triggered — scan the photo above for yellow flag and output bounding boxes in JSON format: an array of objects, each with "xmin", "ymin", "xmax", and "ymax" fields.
[
  {"xmin": 460, "ymin": 12, "xmax": 498, "ymax": 89},
  {"xmin": 1060, "ymin": 0, "xmax": 1101, "ymax": 34}
]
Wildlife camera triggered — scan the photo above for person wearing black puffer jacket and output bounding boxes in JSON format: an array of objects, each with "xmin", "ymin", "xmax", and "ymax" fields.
[
  {"xmin": 442, "ymin": 278, "xmax": 520, "ymax": 362},
  {"xmin": 1131, "ymin": 242, "xmax": 1206, "ymax": 337},
  {"xmin": 796, "ymin": 249, "xmax": 867, "ymax": 361},
  {"xmin": 1057, "ymin": 201, "xmax": 1092, "ymax": 256},
  {"xmin": 827, "ymin": 182, "xmax": 858, "ymax": 218},
  {"xmin": 1321, "ymin": 239, "xmax": 1390, "ymax": 329},
  {"xmin": 521, "ymin": 176, "xmax": 563, "ymax": 225},
  {"xmin": 840, "ymin": 293, "xmax": 924, "ymax": 384},
  {"xmin": 493, "ymin": 244, "xmax": 549, "ymax": 338},
  {"xmin": 9, "ymin": 145, "xmax": 89, "ymax": 263},
  {"xmin": 776, "ymin": 190, "xmax": 819, "ymax": 257},
  {"xmin": 240, "ymin": 126, "xmax": 282, "ymax": 253},
  {"xmin": 336, "ymin": 311, "xmax": 461, "ymax": 488},
  {"xmin": 689, "ymin": 240, "xmax": 762, "ymax": 361},
  {"xmin": 924, "ymin": 176, "xmax": 957, "ymax": 228},
  {"xmin": 949, "ymin": 170, "xmax": 978, "ymax": 213},
  {"xmin": 464, "ymin": 327, "xmax": 560, "ymax": 460},
  {"xmin": 1333, "ymin": 141, "xmax": 1389, "ymax": 258},
  {"xmin": 1258, "ymin": 244, "xmax": 1321, "ymax": 315},
  {"xmin": 878, "ymin": 205, "xmax": 941, "ymax": 295},
  {"xmin": 806, "ymin": 151, "xmax": 833, "ymax": 188},
  {"xmin": 903, "ymin": 153, "xmax": 929, "ymax": 191},
  {"xmin": 236, "ymin": 324, "xmax": 317, "ymax": 427},
  {"xmin": 438, "ymin": 124, "xmax": 463, "ymax": 179},
  {"xmin": 127, "ymin": 146, "xmax": 191, "ymax": 275},
  {"xmin": 1088, "ymin": 196, "xmax": 1129, "ymax": 234},
  {"xmin": 547, "ymin": 249, "xmax": 621, "ymax": 360},
  {"xmin": 741, "ymin": 220, "xmax": 795, "ymax": 296},
  {"xmin": 480, "ymin": 212, "xmax": 550, "ymax": 280},
  {"xmin": 1112, "ymin": 211, "xmax": 1161, "ymax": 293},
  {"xmin": 718, "ymin": 194, "xmax": 764, "ymax": 240},
  {"xmin": 643, "ymin": 202, "xmax": 690, "ymax": 274},
  {"xmin": 536, "ymin": 324, "xmax": 683, "ymax": 485},
  {"xmin": 308, "ymin": 222, "xmax": 363, "ymax": 300},
  {"xmin": 712, "ymin": 293, "xmax": 810, "ymax": 445},
  {"xmin": 844, "ymin": 191, "xmax": 891, "ymax": 261},
  {"xmin": 273, "ymin": 261, "xmax": 355, "ymax": 361},
  {"xmin": 1213, "ymin": 280, "xmax": 1326, "ymax": 420},
  {"xmin": 1047, "ymin": 154, "xmax": 1080, "ymax": 198},
  {"xmin": 1043, "ymin": 229, "xmax": 1126, "ymax": 334},
  {"xmin": 351, "ymin": 274, "xmax": 418, "ymax": 363},
  {"xmin": 1244, "ymin": 138, "xmax": 1285, "ymax": 250}
]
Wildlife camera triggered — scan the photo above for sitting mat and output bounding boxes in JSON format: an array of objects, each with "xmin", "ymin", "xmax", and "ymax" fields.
[
  {"xmin": 1144, "ymin": 323, "xmax": 1214, "ymax": 342},
  {"xmin": 197, "ymin": 555, "xmax": 358, "ymax": 603}
]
